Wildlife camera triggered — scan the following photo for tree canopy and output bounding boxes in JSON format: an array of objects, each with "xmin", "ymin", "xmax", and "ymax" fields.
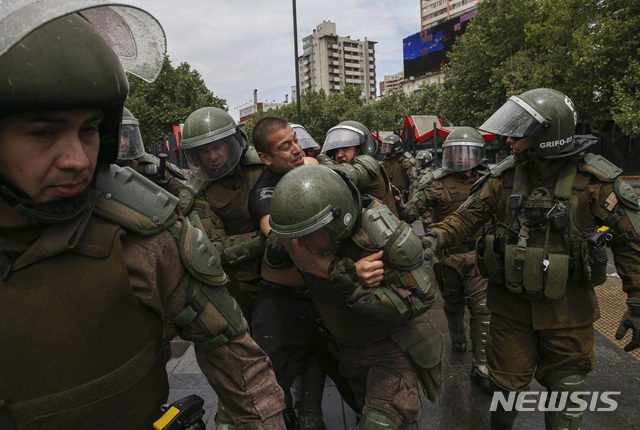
[{"xmin": 126, "ymin": 56, "xmax": 226, "ymax": 148}]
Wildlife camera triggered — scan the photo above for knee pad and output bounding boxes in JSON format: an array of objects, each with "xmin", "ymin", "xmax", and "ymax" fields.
[
  {"xmin": 214, "ymin": 401, "xmax": 236, "ymax": 430},
  {"xmin": 357, "ymin": 404, "xmax": 401, "ymax": 430},
  {"xmin": 544, "ymin": 373, "xmax": 587, "ymax": 430}
]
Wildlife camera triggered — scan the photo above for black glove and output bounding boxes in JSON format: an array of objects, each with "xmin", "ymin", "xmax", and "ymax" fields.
[
  {"xmin": 421, "ymin": 230, "xmax": 443, "ymax": 263},
  {"xmin": 264, "ymin": 230, "xmax": 294, "ymax": 269},
  {"xmin": 615, "ymin": 299, "xmax": 640, "ymax": 352}
]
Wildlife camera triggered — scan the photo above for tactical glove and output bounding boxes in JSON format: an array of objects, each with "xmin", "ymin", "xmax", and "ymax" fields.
[
  {"xmin": 421, "ymin": 230, "xmax": 443, "ymax": 263},
  {"xmin": 264, "ymin": 231, "xmax": 294, "ymax": 269},
  {"xmin": 615, "ymin": 298, "xmax": 640, "ymax": 352}
]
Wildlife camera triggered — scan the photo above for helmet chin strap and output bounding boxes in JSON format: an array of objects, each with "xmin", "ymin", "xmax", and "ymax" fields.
[{"xmin": 0, "ymin": 176, "xmax": 91, "ymax": 224}]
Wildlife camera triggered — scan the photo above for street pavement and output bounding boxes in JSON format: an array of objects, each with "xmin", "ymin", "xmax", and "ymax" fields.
[{"xmin": 166, "ymin": 249, "xmax": 640, "ymax": 429}]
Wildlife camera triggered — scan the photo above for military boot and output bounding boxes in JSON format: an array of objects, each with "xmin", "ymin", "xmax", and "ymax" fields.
[
  {"xmin": 469, "ymin": 296, "xmax": 492, "ymax": 394},
  {"xmin": 443, "ymin": 301, "xmax": 467, "ymax": 352},
  {"xmin": 214, "ymin": 401, "xmax": 236, "ymax": 430},
  {"xmin": 296, "ymin": 357, "xmax": 326, "ymax": 430}
]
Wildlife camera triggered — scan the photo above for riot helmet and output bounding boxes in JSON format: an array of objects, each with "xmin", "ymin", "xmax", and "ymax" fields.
[
  {"xmin": 290, "ymin": 123, "xmax": 320, "ymax": 157},
  {"xmin": 382, "ymin": 134, "xmax": 404, "ymax": 154},
  {"xmin": 441, "ymin": 127, "xmax": 486, "ymax": 172},
  {"xmin": 0, "ymin": 4, "xmax": 164, "ymax": 223},
  {"xmin": 415, "ymin": 150, "xmax": 433, "ymax": 169},
  {"xmin": 118, "ymin": 107, "xmax": 145, "ymax": 161},
  {"xmin": 322, "ymin": 120, "xmax": 378, "ymax": 161},
  {"xmin": 480, "ymin": 88, "xmax": 578, "ymax": 158},
  {"xmin": 269, "ymin": 164, "xmax": 360, "ymax": 273},
  {"xmin": 181, "ymin": 107, "xmax": 247, "ymax": 181}
]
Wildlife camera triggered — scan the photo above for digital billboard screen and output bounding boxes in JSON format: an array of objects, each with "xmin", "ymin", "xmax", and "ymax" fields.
[{"xmin": 403, "ymin": 9, "xmax": 476, "ymax": 77}]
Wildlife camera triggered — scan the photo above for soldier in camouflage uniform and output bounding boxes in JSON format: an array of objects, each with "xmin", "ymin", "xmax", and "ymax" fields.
[
  {"xmin": 398, "ymin": 127, "xmax": 492, "ymax": 394},
  {"xmin": 268, "ymin": 164, "xmax": 443, "ymax": 430},
  {"xmin": 176, "ymin": 107, "xmax": 269, "ymax": 429},
  {"xmin": 381, "ymin": 134, "xmax": 418, "ymax": 203},
  {"xmin": 415, "ymin": 149, "xmax": 434, "ymax": 180},
  {"xmin": 116, "ymin": 107, "xmax": 186, "ymax": 196},
  {"xmin": 422, "ymin": 88, "xmax": 640, "ymax": 430},
  {"xmin": 0, "ymin": 4, "xmax": 285, "ymax": 428}
]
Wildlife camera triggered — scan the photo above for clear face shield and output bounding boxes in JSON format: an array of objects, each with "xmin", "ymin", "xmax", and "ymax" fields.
[
  {"xmin": 118, "ymin": 123, "xmax": 145, "ymax": 160},
  {"xmin": 280, "ymin": 224, "xmax": 343, "ymax": 277},
  {"xmin": 0, "ymin": 1, "xmax": 166, "ymax": 83},
  {"xmin": 442, "ymin": 143, "xmax": 485, "ymax": 172},
  {"xmin": 184, "ymin": 133, "xmax": 244, "ymax": 181},
  {"xmin": 291, "ymin": 125, "xmax": 320, "ymax": 152},
  {"xmin": 480, "ymin": 96, "xmax": 549, "ymax": 139},
  {"xmin": 322, "ymin": 126, "xmax": 365, "ymax": 156}
]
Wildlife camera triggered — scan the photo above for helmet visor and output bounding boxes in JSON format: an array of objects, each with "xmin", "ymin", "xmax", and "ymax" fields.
[
  {"xmin": 292, "ymin": 126, "xmax": 320, "ymax": 150},
  {"xmin": 281, "ymin": 226, "xmax": 342, "ymax": 276},
  {"xmin": 118, "ymin": 123, "xmax": 145, "ymax": 160},
  {"xmin": 184, "ymin": 133, "xmax": 243, "ymax": 181},
  {"xmin": 442, "ymin": 143, "xmax": 485, "ymax": 172},
  {"xmin": 0, "ymin": 1, "xmax": 166, "ymax": 82},
  {"xmin": 322, "ymin": 126, "xmax": 364, "ymax": 154},
  {"xmin": 480, "ymin": 97, "xmax": 547, "ymax": 138}
]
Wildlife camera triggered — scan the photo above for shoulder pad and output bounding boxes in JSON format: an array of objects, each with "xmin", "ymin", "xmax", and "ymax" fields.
[
  {"xmin": 490, "ymin": 154, "xmax": 517, "ymax": 177},
  {"xmin": 403, "ymin": 152, "xmax": 416, "ymax": 164},
  {"xmin": 614, "ymin": 178, "xmax": 640, "ymax": 210},
  {"xmin": 177, "ymin": 174, "xmax": 211, "ymax": 213},
  {"xmin": 242, "ymin": 146, "xmax": 265, "ymax": 165},
  {"xmin": 578, "ymin": 153, "xmax": 622, "ymax": 182},
  {"xmin": 416, "ymin": 170, "xmax": 435, "ymax": 191},
  {"xmin": 432, "ymin": 167, "xmax": 450, "ymax": 181},
  {"xmin": 93, "ymin": 165, "xmax": 178, "ymax": 235},
  {"xmin": 139, "ymin": 153, "xmax": 188, "ymax": 181},
  {"xmin": 353, "ymin": 154, "xmax": 382, "ymax": 176},
  {"xmin": 352, "ymin": 198, "xmax": 423, "ymax": 270}
]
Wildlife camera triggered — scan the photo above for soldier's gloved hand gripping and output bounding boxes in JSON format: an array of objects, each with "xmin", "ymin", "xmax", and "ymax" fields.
[
  {"xmin": 615, "ymin": 298, "xmax": 640, "ymax": 352},
  {"xmin": 422, "ymin": 230, "xmax": 444, "ymax": 263}
]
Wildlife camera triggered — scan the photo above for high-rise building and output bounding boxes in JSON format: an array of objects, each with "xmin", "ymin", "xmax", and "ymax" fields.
[
  {"xmin": 380, "ymin": 72, "xmax": 405, "ymax": 96},
  {"xmin": 421, "ymin": 0, "xmax": 482, "ymax": 30},
  {"xmin": 298, "ymin": 21, "xmax": 376, "ymax": 103}
]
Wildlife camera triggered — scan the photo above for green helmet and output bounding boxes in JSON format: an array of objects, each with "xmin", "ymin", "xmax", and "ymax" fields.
[
  {"xmin": 181, "ymin": 107, "xmax": 248, "ymax": 181},
  {"xmin": 118, "ymin": 107, "xmax": 146, "ymax": 161},
  {"xmin": 322, "ymin": 120, "xmax": 378, "ymax": 160},
  {"xmin": 0, "ymin": 12, "xmax": 130, "ymax": 223},
  {"xmin": 382, "ymin": 134, "xmax": 403, "ymax": 154},
  {"xmin": 269, "ymin": 165, "xmax": 360, "ymax": 270},
  {"xmin": 441, "ymin": 127, "xmax": 486, "ymax": 172},
  {"xmin": 415, "ymin": 150, "xmax": 433, "ymax": 167},
  {"xmin": 480, "ymin": 88, "xmax": 578, "ymax": 158}
]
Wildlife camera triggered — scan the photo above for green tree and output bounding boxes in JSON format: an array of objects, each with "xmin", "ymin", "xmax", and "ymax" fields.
[{"xmin": 126, "ymin": 56, "xmax": 226, "ymax": 148}]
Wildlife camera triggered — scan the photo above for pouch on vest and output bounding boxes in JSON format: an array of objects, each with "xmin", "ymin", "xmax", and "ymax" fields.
[
  {"xmin": 390, "ymin": 314, "xmax": 444, "ymax": 403},
  {"xmin": 475, "ymin": 234, "xmax": 504, "ymax": 283},
  {"xmin": 505, "ymin": 244, "xmax": 569, "ymax": 299},
  {"xmin": 583, "ymin": 240, "xmax": 609, "ymax": 287}
]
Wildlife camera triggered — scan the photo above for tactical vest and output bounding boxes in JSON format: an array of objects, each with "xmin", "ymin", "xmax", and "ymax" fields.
[
  {"xmin": 383, "ymin": 157, "xmax": 409, "ymax": 191},
  {"xmin": 0, "ymin": 212, "xmax": 167, "ymax": 429},
  {"xmin": 195, "ymin": 161, "xmax": 264, "ymax": 236},
  {"xmin": 476, "ymin": 158, "xmax": 605, "ymax": 299}
]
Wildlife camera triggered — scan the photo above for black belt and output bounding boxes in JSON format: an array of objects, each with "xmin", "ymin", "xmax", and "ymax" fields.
[
  {"xmin": 444, "ymin": 242, "xmax": 475, "ymax": 255},
  {"xmin": 260, "ymin": 280, "xmax": 310, "ymax": 298}
]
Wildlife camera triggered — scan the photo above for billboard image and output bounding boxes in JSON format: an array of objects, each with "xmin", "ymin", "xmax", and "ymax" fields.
[{"xmin": 403, "ymin": 9, "xmax": 476, "ymax": 77}]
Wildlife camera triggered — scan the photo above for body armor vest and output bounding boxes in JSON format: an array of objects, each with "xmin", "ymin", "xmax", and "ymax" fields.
[
  {"xmin": 0, "ymin": 216, "xmax": 167, "ymax": 429},
  {"xmin": 196, "ymin": 162, "xmax": 264, "ymax": 236},
  {"xmin": 477, "ymin": 158, "xmax": 604, "ymax": 299}
]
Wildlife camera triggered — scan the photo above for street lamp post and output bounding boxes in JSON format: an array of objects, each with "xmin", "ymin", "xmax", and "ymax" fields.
[{"xmin": 292, "ymin": 0, "xmax": 302, "ymax": 125}]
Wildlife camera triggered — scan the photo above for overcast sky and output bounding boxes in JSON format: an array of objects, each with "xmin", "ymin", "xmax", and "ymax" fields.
[{"xmin": 124, "ymin": 0, "xmax": 421, "ymax": 121}]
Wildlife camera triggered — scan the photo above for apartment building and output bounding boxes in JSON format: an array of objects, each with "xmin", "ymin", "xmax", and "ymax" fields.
[
  {"xmin": 380, "ymin": 72, "xmax": 405, "ymax": 96},
  {"xmin": 298, "ymin": 21, "xmax": 376, "ymax": 103},
  {"xmin": 421, "ymin": 0, "xmax": 482, "ymax": 30}
]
